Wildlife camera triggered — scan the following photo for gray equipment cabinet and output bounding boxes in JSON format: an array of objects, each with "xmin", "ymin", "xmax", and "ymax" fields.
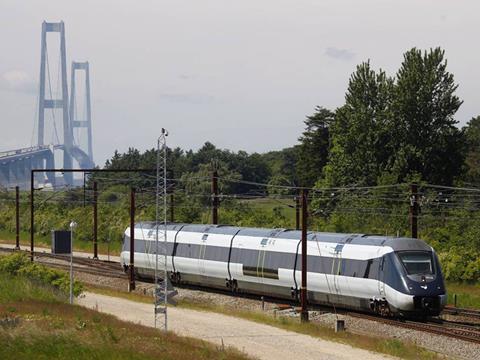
[{"xmin": 51, "ymin": 230, "xmax": 72, "ymax": 254}]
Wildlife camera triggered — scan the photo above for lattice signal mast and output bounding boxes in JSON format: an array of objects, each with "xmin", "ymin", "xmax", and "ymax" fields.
[
  {"xmin": 69, "ymin": 61, "xmax": 93, "ymax": 164},
  {"xmin": 154, "ymin": 128, "xmax": 169, "ymax": 330}
]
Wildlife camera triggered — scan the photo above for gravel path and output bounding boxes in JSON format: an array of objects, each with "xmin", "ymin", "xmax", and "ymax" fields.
[{"xmin": 78, "ymin": 292, "xmax": 392, "ymax": 360}]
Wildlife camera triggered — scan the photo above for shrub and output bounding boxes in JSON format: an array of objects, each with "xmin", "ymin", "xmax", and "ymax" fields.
[{"xmin": 0, "ymin": 253, "xmax": 83, "ymax": 296}]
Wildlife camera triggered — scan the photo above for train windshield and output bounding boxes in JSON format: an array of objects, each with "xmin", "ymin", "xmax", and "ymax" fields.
[{"xmin": 397, "ymin": 251, "xmax": 434, "ymax": 275}]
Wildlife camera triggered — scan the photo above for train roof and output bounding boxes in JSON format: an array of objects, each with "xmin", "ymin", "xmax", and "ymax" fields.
[{"xmin": 133, "ymin": 222, "xmax": 432, "ymax": 252}]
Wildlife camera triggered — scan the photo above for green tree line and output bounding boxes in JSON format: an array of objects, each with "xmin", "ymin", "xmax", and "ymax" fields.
[{"xmin": 0, "ymin": 47, "xmax": 478, "ymax": 282}]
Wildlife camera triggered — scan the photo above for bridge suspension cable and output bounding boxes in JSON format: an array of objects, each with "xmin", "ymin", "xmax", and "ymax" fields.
[{"xmin": 45, "ymin": 45, "xmax": 61, "ymax": 145}]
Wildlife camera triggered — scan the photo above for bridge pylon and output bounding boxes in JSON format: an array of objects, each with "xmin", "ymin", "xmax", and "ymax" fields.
[
  {"xmin": 70, "ymin": 61, "xmax": 94, "ymax": 165},
  {"xmin": 38, "ymin": 21, "xmax": 73, "ymax": 186}
]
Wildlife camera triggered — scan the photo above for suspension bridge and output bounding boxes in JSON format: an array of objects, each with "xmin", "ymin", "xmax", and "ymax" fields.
[{"xmin": 0, "ymin": 21, "xmax": 94, "ymax": 189}]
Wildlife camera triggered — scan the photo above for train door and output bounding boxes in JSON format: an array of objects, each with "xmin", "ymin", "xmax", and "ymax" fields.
[
  {"xmin": 197, "ymin": 233, "xmax": 208, "ymax": 277},
  {"xmin": 145, "ymin": 226, "xmax": 162, "ymax": 271},
  {"xmin": 257, "ymin": 238, "xmax": 268, "ymax": 289},
  {"xmin": 377, "ymin": 248, "xmax": 386, "ymax": 297},
  {"xmin": 332, "ymin": 244, "xmax": 344, "ymax": 296},
  {"xmin": 143, "ymin": 227, "xmax": 154, "ymax": 271}
]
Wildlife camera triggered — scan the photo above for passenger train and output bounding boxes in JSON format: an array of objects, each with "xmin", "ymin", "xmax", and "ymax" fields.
[{"xmin": 120, "ymin": 222, "xmax": 447, "ymax": 317}]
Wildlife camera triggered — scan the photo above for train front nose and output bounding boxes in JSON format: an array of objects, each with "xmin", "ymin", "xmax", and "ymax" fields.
[
  {"xmin": 396, "ymin": 250, "xmax": 446, "ymax": 316},
  {"xmin": 410, "ymin": 279, "xmax": 446, "ymax": 315},
  {"xmin": 414, "ymin": 295, "xmax": 442, "ymax": 312}
]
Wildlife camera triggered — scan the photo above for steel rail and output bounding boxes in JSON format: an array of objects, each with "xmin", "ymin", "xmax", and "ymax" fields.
[{"xmin": 346, "ymin": 312, "xmax": 480, "ymax": 345}]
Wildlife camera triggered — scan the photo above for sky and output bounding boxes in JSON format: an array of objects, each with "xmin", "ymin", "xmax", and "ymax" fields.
[{"xmin": 0, "ymin": 0, "xmax": 479, "ymax": 166}]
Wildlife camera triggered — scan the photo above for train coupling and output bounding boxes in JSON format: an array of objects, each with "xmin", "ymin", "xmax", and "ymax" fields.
[
  {"xmin": 413, "ymin": 296, "xmax": 441, "ymax": 312},
  {"xmin": 226, "ymin": 279, "xmax": 238, "ymax": 292},
  {"xmin": 290, "ymin": 287, "xmax": 299, "ymax": 299},
  {"xmin": 170, "ymin": 271, "xmax": 181, "ymax": 284}
]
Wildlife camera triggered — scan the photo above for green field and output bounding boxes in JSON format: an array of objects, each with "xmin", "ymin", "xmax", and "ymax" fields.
[{"xmin": 446, "ymin": 281, "xmax": 480, "ymax": 309}]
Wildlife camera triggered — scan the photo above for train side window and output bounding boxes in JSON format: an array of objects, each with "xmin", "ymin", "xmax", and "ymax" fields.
[
  {"xmin": 338, "ymin": 259, "xmax": 346, "ymax": 275},
  {"xmin": 364, "ymin": 259, "xmax": 372, "ymax": 278}
]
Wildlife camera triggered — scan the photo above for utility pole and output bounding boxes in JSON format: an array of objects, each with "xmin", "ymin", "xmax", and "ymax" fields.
[
  {"xmin": 212, "ymin": 169, "xmax": 219, "ymax": 225},
  {"xmin": 69, "ymin": 220, "xmax": 77, "ymax": 304},
  {"xmin": 295, "ymin": 193, "xmax": 300, "ymax": 231},
  {"xmin": 300, "ymin": 189, "xmax": 309, "ymax": 323},
  {"xmin": 129, "ymin": 187, "xmax": 136, "ymax": 291},
  {"xmin": 170, "ymin": 193, "xmax": 175, "ymax": 223},
  {"xmin": 410, "ymin": 183, "xmax": 419, "ymax": 239},
  {"xmin": 30, "ymin": 171, "xmax": 34, "ymax": 261},
  {"xmin": 93, "ymin": 181, "xmax": 98, "ymax": 259},
  {"xmin": 15, "ymin": 186, "xmax": 20, "ymax": 250}
]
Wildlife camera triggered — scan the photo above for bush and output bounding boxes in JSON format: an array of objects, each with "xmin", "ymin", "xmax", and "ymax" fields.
[{"xmin": 0, "ymin": 253, "xmax": 83, "ymax": 296}]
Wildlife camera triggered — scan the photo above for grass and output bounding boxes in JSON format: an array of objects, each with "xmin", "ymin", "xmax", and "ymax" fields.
[
  {"xmin": 87, "ymin": 285, "xmax": 440, "ymax": 360},
  {"xmin": 446, "ymin": 281, "xmax": 480, "ymax": 309},
  {"xmin": 0, "ymin": 274, "xmax": 249, "ymax": 360},
  {"xmin": 241, "ymin": 198, "xmax": 296, "ymax": 224},
  {"xmin": 0, "ymin": 273, "xmax": 65, "ymax": 304}
]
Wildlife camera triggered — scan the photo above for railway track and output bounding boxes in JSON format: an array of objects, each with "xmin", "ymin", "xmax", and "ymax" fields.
[
  {"xmin": 443, "ymin": 306, "xmax": 480, "ymax": 319},
  {"xmin": 42, "ymin": 261, "xmax": 126, "ymax": 279},
  {"xmin": 1, "ymin": 245, "xmax": 479, "ymax": 344},
  {"xmin": 0, "ymin": 246, "xmax": 126, "ymax": 279},
  {"xmin": 346, "ymin": 311, "xmax": 480, "ymax": 344}
]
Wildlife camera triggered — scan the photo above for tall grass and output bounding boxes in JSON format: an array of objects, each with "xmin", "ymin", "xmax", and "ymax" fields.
[
  {"xmin": 0, "ymin": 335, "xmax": 156, "ymax": 360},
  {"xmin": 0, "ymin": 273, "xmax": 64, "ymax": 303}
]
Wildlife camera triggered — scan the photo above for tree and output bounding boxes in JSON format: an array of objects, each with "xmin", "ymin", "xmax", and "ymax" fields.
[
  {"xmin": 323, "ymin": 61, "xmax": 394, "ymax": 187},
  {"xmin": 260, "ymin": 147, "xmax": 299, "ymax": 186},
  {"xmin": 463, "ymin": 116, "xmax": 480, "ymax": 184},
  {"xmin": 180, "ymin": 162, "xmax": 241, "ymax": 206},
  {"xmin": 296, "ymin": 107, "xmax": 334, "ymax": 187},
  {"xmin": 390, "ymin": 47, "xmax": 465, "ymax": 185}
]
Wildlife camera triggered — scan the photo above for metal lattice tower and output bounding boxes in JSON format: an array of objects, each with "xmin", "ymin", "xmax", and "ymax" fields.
[
  {"xmin": 69, "ymin": 61, "xmax": 94, "ymax": 164},
  {"xmin": 154, "ymin": 128, "xmax": 169, "ymax": 330},
  {"xmin": 38, "ymin": 21, "xmax": 73, "ymax": 185}
]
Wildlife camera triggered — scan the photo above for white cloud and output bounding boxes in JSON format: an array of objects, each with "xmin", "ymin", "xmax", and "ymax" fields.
[
  {"xmin": 158, "ymin": 92, "xmax": 215, "ymax": 104},
  {"xmin": 325, "ymin": 47, "xmax": 355, "ymax": 61},
  {"xmin": 1, "ymin": 70, "xmax": 36, "ymax": 93}
]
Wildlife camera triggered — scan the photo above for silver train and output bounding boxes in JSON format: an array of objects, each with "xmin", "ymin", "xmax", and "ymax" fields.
[{"xmin": 120, "ymin": 222, "xmax": 447, "ymax": 316}]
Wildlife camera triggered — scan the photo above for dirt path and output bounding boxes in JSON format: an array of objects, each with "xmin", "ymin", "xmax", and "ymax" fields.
[{"xmin": 78, "ymin": 292, "xmax": 392, "ymax": 360}]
